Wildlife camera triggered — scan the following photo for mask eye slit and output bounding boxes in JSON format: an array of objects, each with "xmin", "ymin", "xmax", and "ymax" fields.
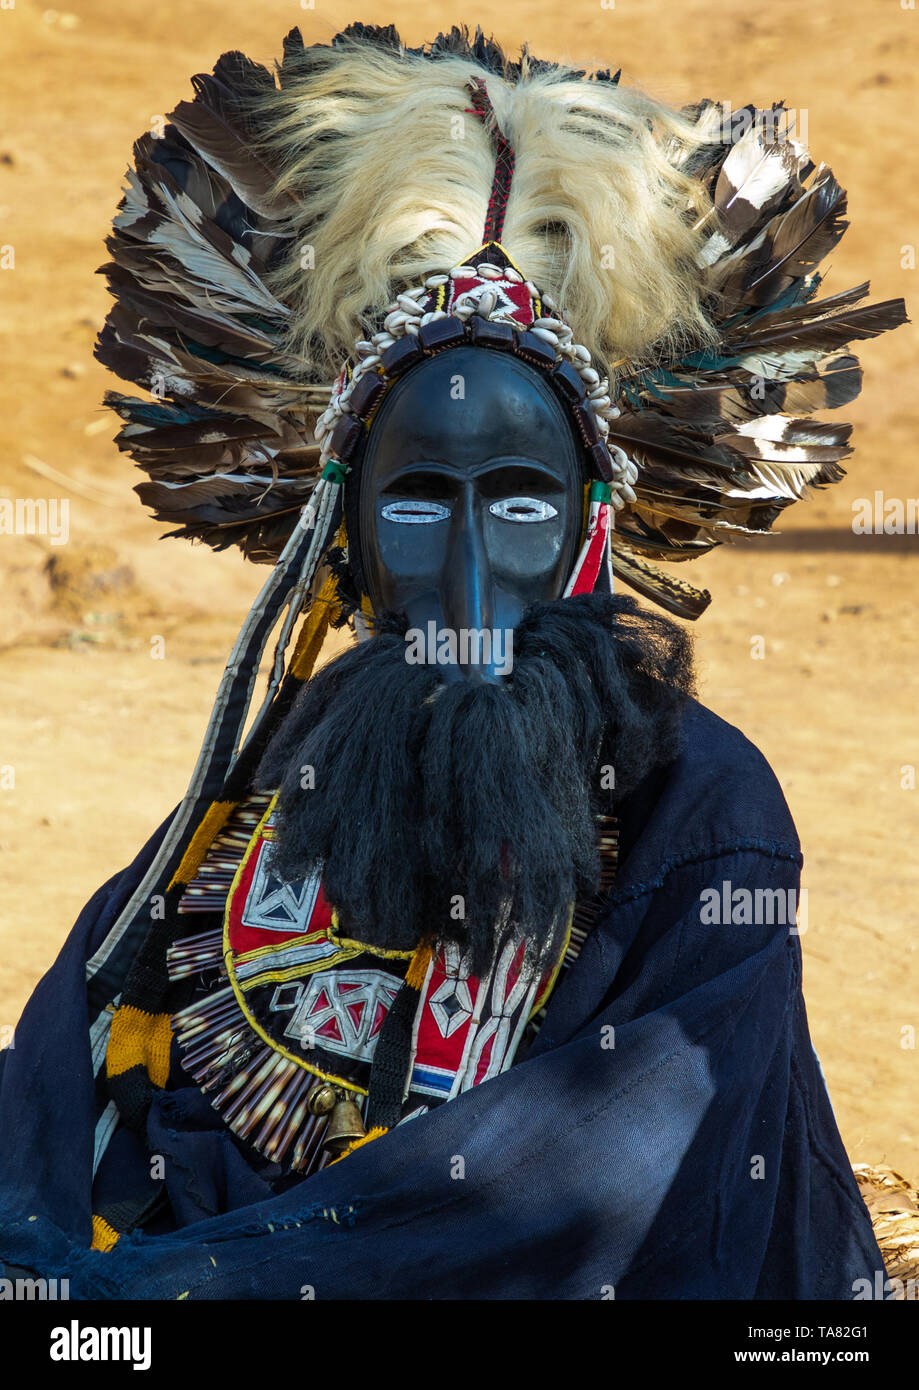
[
  {"xmin": 381, "ymin": 500, "xmax": 451, "ymax": 524},
  {"xmin": 489, "ymin": 497, "xmax": 558, "ymax": 523}
]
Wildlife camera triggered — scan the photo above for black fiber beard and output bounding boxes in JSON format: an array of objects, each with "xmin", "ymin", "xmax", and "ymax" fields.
[{"xmin": 256, "ymin": 594, "xmax": 695, "ymax": 975}]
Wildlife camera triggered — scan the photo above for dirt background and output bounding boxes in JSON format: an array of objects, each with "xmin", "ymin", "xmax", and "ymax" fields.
[{"xmin": 0, "ymin": 0, "xmax": 916, "ymax": 1183}]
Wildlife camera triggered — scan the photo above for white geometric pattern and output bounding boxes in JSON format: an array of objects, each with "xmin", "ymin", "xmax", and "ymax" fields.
[
  {"xmin": 451, "ymin": 280, "xmax": 519, "ymax": 321},
  {"xmin": 281, "ymin": 969, "xmax": 401, "ymax": 1060},
  {"xmin": 242, "ymin": 844, "xmax": 321, "ymax": 933},
  {"xmin": 429, "ymin": 976, "xmax": 474, "ymax": 1038}
]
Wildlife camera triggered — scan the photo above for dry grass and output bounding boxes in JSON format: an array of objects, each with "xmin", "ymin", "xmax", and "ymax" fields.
[{"xmin": 855, "ymin": 1165, "xmax": 919, "ymax": 1292}]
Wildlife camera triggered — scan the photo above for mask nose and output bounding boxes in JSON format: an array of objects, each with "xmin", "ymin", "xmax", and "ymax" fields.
[{"xmin": 440, "ymin": 482, "xmax": 501, "ymax": 684}]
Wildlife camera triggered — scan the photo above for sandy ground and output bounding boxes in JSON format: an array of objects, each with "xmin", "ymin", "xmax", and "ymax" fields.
[{"xmin": 0, "ymin": 0, "xmax": 916, "ymax": 1183}]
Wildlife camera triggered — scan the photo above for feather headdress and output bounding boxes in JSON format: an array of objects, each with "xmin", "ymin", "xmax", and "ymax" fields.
[
  {"xmin": 84, "ymin": 28, "xmax": 909, "ymax": 1155},
  {"xmin": 97, "ymin": 21, "xmax": 908, "ymax": 619}
]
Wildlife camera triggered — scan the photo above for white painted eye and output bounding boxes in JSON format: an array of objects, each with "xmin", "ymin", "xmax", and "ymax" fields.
[
  {"xmin": 489, "ymin": 497, "xmax": 559, "ymax": 523},
  {"xmin": 381, "ymin": 500, "xmax": 451, "ymax": 524}
]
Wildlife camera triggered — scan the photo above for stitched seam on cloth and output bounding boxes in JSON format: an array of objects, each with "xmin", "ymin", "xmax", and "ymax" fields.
[
  {"xmin": 646, "ymin": 896, "xmax": 690, "ymax": 1017},
  {"xmin": 54, "ymin": 1198, "xmax": 362, "ymax": 1297},
  {"xmin": 598, "ymin": 841, "xmax": 801, "ymax": 1014},
  {"xmin": 607, "ymin": 839, "xmax": 802, "ymax": 909},
  {"xmin": 788, "ymin": 1044, "xmax": 884, "ymax": 1247},
  {"xmin": 788, "ymin": 1051, "xmax": 887, "ymax": 1290},
  {"xmin": 154, "ymin": 1197, "xmax": 364, "ymax": 1249},
  {"xmin": 783, "ymin": 940, "xmax": 869, "ymax": 1223},
  {"xmin": 702, "ymin": 937, "xmax": 798, "ymax": 1279},
  {"xmin": 640, "ymin": 845, "xmax": 800, "ymax": 1014}
]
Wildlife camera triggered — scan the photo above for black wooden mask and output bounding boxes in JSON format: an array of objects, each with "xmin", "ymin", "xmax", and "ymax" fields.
[{"xmin": 354, "ymin": 347, "xmax": 584, "ymax": 682}]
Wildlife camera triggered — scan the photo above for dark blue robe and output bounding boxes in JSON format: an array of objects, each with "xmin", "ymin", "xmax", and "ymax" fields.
[{"xmin": 0, "ymin": 700, "xmax": 883, "ymax": 1298}]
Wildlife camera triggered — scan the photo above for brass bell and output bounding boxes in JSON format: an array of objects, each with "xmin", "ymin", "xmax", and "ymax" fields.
[
  {"xmin": 306, "ymin": 1083, "xmax": 338, "ymax": 1117},
  {"xmin": 321, "ymin": 1090, "xmax": 367, "ymax": 1156}
]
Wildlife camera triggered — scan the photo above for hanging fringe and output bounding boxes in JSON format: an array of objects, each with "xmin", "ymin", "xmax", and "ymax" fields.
[
  {"xmin": 290, "ymin": 564, "xmax": 343, "ymax": 678},
  {"xmin": 165, "ymin": 927, "xmax": 225, "ymax": 979},
  {"xmin": 169, "ymin": 981, "xmax": 331, "ymax": 1169},
  {"xmin": 93, "ymin": 480, "xmax": 345, "ymax": 1190},
  {"xmin": 176, "ymin": 794, "xmax": 274, "ymax": 915},
  {"xmin": 238, "ymin": 495, "xmax": 345, "ymax": 758},
  {"xmin": 87, "ymin": 479, "xmax": 343, "ymax": 1002}
]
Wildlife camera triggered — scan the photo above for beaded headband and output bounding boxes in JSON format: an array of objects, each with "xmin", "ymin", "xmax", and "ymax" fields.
[
  {"xmin": 312, "ymin": 245, "xmax": 640, "ymax": 603},
  {"xmin": 314, "ymin": 242, "xmax": 638, "ymax": 508}
]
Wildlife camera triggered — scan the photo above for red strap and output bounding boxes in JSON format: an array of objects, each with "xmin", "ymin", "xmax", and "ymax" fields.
[
  {"xmin": 569, "ymin": 504, "xmax": 611, "ymax": 597},
  {"xmin": 466, "ymin": 78, "xmax": 516, "ymax": 244}
]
